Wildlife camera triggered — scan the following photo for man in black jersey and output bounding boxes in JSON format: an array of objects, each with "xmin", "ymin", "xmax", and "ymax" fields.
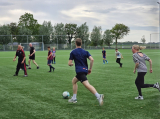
[
  {"xmin": 28, "ymin": 43, "xmax": 39, "ymax": 69},
  {"xmin": 13, "ymin": 45, "xmax": 28, "ymax": 77}
]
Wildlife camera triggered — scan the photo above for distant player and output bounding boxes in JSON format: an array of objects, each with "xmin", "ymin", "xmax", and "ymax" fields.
[
  {"xmin": 132, "ymin": 45, "xmax": 160, "ymax": 100},
  {"xmin": 115, "ymin": 49, "xmax": 123, "ymax": 68},
  {"xmin": 52, "ymin": 47, "xmax": 56, "ymax": 64},
  {"xmin": 68, "ymin": 38, "xmax": 104, "ymax": 106},
  {"xmin": 13, "ymin": 45, "xmax": 28, "ymax": 77},
  {"xmin": 28, "ymin": 43, "xmax": 39, "ymax": 69},
  {"xmin": 102, "ymin": 48, "xmax": 108, "ymax": 64},
  {"xmin": 47, "ymin": 46, "xmax": 55, "ymax": 72}
]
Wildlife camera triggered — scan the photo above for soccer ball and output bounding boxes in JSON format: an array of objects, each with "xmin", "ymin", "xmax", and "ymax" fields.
[{"xmin": 62, "ymin": 91, "xmax": 70, "ymax": 99}]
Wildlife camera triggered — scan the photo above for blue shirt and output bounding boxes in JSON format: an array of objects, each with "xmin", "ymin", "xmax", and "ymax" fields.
[
  {"xmin": 102, "ymin": 50, "xmax": 106, "ymax": 57},
  {"xmin": 69, "ymin": 48, "xmax": 91, "ymax": 73}
]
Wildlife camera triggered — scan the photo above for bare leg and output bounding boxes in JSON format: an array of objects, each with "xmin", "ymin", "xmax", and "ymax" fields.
[
  {"xmin": 82, "ymin": 80, "xmax": 97, "ymax": 94},
  {"xmin": 72, "ymin": 77, "xmax": 79, "ymax": 94},
  {"xmin": 28, "ymin": 59, "xmax": 31, "ymax": 68},
  {"xmin": 32, "ymin": 60, "xmax": 38, "ymax": 67}
]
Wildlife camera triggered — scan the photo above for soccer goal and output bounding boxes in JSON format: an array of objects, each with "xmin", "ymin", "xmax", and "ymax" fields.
[{"xmin": 20, "ymin": 42, "xmax": 44, "ymax": 51}]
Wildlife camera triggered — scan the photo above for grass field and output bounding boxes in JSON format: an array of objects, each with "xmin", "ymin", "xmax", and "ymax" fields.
[{"xmin": 0, "ymin": 49, "xmax": 160, "ymax": 119}]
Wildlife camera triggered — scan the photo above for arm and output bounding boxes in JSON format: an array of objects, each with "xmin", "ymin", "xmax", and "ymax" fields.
[
  {"xmin": 121, "ymin": 54, "xmax": 123, "ymax": 59},
  {"xmin": 88, "ymin": 56, "xmax": 94, "ymax": 74},
  {"xmin": 30, "ymin": 49, "xmax": 36, "ymax": 56},
  {"xmin": 149, "ymin": 59, "xmax": 152, "ymax": 73},
  {"xmin": 47, "ymin": 53, "xmax": 52, "ymax": 59},
  {"xmin": 68, "ymin": 60, "xmax": 73, "ymax": 66},
  {"xmin": 13, "ymin": 55, "xmax": 17, "ymax": 61},
  {"xmin": 21, "ymin": 57, "xmax": 26, "ymax": 64},
  {"xmin": 133, "ymin": 63, "xmax": 139, "ymax": 74}
]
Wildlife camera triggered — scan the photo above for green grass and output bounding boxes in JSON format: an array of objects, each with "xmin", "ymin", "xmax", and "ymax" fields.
[{"xmin": 0, "ymin": 49, "xmax": 160, "ymax": 119}]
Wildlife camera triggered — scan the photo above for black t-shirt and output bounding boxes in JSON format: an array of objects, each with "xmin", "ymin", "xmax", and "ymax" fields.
[
  {"xmin": 16, "ymin": 49, "xmax": 25, "ymax": 62},
  {"xmin": 30, "ymin": 47, "xmax": 35, "ymax": 56}
]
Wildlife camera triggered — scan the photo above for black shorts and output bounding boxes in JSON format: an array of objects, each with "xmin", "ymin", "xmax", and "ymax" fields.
[
  {"xmin": 76, "ymin": 72, "xmax": 88, "ymax": 83},
  {"xmin": 29, "ymin": 55, "xmax": 35, "ymax": 60}
]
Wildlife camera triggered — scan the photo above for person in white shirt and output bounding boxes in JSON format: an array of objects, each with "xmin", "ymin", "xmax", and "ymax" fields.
[{"xmin": 115, "ymin": 49, "xmax": 123, "ymax": 68}]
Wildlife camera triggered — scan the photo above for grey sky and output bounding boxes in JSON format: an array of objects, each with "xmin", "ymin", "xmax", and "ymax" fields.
[{"xmin": 0, "ymin": 0, "xmax": 159, "ymax": 42}]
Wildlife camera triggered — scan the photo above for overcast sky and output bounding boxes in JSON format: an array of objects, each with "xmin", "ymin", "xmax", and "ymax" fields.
[{"xmin": 0, "ymin": 0, "xmax": 159, "ymax": 43}]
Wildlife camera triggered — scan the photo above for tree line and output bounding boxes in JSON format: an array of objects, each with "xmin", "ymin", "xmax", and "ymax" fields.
[{"xmin": 0, "ymin": 13, "xmax": 130, "ymax": 48}]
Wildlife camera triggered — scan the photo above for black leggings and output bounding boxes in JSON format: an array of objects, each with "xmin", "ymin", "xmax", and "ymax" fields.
[
  {"xmin": 52, "ymin": 57, "xmax": 56, "ymax": 63},
  {"xmin": 116, "ymin": 58, "xmax": 122, "ymax": 66},
  {"xmin": 135, "ymin": 72, "xmax": 154, "ymax": 96}
]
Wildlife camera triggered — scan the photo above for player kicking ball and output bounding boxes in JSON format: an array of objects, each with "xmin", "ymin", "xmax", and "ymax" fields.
[
  {"xmin": 132, "ymin": 45, "xmax": 160, "ymax": 100},
  {"xmin": 68, "ymin": 38, "xmax": 104, "ymax": 106},
  {"xmin": 102, "ymin": 48, "xmax": 108, "ymax": 64},
  {"xmin": 47, "ymin": 46, "xmax": 55, "ymax": 72}
]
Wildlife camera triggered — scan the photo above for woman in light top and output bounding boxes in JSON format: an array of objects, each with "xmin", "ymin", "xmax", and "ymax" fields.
[
  {"xmin": 52, "ymin": 47, "xmax": 56, "ymax": 64},
  {"xmin": 132, "ymin": 45, "xmax": 160, "ymax": 100}
]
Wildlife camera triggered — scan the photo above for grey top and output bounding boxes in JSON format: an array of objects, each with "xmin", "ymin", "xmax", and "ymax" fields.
[{"xmin": 133, "ymin": 52, "xmax": 150, "ymax": 72}]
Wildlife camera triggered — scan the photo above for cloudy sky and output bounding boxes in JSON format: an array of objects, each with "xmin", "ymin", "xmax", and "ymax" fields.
[{"xmin": 0, "ymin": 0, "xmax": 159, "ymax": 43}]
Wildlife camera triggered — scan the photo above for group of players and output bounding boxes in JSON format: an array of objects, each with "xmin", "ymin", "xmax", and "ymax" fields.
[
  {"xmin": 13, "ymin": 43, "xmax": 56, "ymax": 76},
  {"xmin": 13, "ymin": 38, "xmax": 160, "ymax": 106}
]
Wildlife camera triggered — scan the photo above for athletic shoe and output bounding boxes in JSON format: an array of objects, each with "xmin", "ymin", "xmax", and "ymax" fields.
[
  {"xmin": 54, "ymin": 62, "xmax": 56, "ymax": 64},
  {"xmin": 135, "ymin": 96, "xmax": 143, "ymax": 100},
  {"xmin": 13, "ymin": 74, "xmax": 18, "ymax": 76},
  {"xmin": 28, "ymin": 67, "xmax": 31, "ymax": 69},
  {"xmin": 98, "ymin": 94, "xmax": 104, "ymax": 106},
  {"xmin": 154, "ymin": 82, "xmax": 160, "ymax": 92},
  {"xmin": 37, "ymin": 66, "xmax": 39, "ymax": 69},
  {"xmin": 107, "ymin": 61, "xmax": 108, "ymax": 64},
  {"xmin": 68, "ymin": 98, "xmax": 77, "ymax": 103},
  {"xmin": 23, "ymin": 75, "xmax": 28, "ymax": 77},
  {"xmin": 48, "ymin": 71, "xmax": 51, "ymax": 72}
]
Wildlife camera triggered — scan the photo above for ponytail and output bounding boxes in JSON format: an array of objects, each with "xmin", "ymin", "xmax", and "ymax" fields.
[{"xmin": 132, "ymin": 45, "xmax": 146, "ymax": 51}]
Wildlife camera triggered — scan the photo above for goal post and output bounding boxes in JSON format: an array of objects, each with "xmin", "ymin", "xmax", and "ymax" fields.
[{"xmin": 20, "ymin": 42, "xmax": 44, "ymax": 51}]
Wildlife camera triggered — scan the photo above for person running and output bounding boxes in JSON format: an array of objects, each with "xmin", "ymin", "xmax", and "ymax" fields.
[
  {"xmin": 115, "ymin": 49, "xmax": 123, "ymax": 68},
  {"xmin": 68, "ymin": 38, "xmax": 104, "ymax": 106},
  {"xmin": 132, "ymin": 45, "xmax": 160, "ymax": 100},
  {"xmin": 28, "ymin": 43, "xmax": 39, "ymax": 69},
  {"xmin": 47, "ymin": 46, "xmax": 55, "ymax": 72},
  {"xmin": 102, "ymin": 48, "xmax": 108, "ymax": 64},
  {"xmin": 13, "ymin": 45, "xmax": 28, "ymax": 77},
  {"xmin": 52, "ymin": 47, "xmax": 56, "ymax": 64}
]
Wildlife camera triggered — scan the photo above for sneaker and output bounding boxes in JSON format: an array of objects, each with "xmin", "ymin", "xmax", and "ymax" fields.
[
  {"xmin": 23, "ymin": 75, "xmax": 28, "ymax": 77},
  {"xmin": 54, "ymin": 62, "xmax": 56, "ymax": 64},
  {"xmin": 107, "ymin": 61, "xmax": 108, "ymax": 64},
  {"xmin": 48, "ymin": 71, "xmax": 51, "ymax": 72},
  {"xmin": 98, "ymin": 94, "xmax": 104, "ymax": 106},
  {"xmin": 135, "ymin": 96, "xmax": 143, "ymax": 100},
  {"xmin": 37, "ymin": 66, "xmax": 39, "ymax": 69},
  {"xmin": 28, "ymin": 67, "xmax": 31, "ymax": 69},
  {"xmin": 154, "ymin": 82, "xmax": 160, "ymax": 92},
  {"xmin": 13, "ymin": 74, "xmax": 18, "ymax": 76},
  {"xmin": 68, "ymin": 98, "xmax": 77, "ymax": 103}
]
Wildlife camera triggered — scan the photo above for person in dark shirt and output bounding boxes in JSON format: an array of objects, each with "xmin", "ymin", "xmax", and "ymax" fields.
[
  {"xmin": 13, "ymin": 45, "xmax": 28, "ymax": 77},
  {"xmin": 68, "ymin": 38, "xmax": 104, "ymax": 106},
  {"xmin": 28, "ymin": 43, "xmax": 39, "ymax": 69},
  {"xmin": 20, "ymin": 46, "xmax": 28, "ymax": 70},
  {"xmin": 47, "ymin": 46, "xmax": 55, "ymax": 72},
  {"xmin": 102, "ymin": 48, "xmax": 108, "ymax": 64}
]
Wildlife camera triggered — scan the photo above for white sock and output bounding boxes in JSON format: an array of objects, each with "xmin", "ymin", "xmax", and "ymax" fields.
[
  {"xmin": 95, "ymin": 92, "xmax": 100, "ymax": 99},
  {"xmin": 72, "ymin": 94, "xmax": 77, "ymax": 100}
]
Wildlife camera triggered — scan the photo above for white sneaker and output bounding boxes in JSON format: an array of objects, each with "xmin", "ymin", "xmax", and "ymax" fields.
[
  {"xmin": 154, "ymin": 82, "xmax": 160, "ymax": 92},
  {"xmin": 98, "ymin": 94, "xmax": 104, "ymax": 106},
  {"xmin": 68, "ymin": 98, "xmax": 77, "ymax": 103},
  {"xmin": 135, "ymin": 96, "xmax": 143, "ymax": 100}
]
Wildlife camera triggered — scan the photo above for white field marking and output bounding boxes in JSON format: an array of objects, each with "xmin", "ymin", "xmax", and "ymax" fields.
[{"xmin": 0, "ymin": 52, "xmax": 160, "ymax": 59}]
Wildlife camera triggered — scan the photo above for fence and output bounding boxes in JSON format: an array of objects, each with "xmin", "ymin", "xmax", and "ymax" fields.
[{"xmin": 0, "ymin": 35, "xmax": 160, "ymax": 51}]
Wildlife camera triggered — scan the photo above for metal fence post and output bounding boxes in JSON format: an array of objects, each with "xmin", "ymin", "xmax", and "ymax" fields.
[
  {"xmin": 11, "ymin": 34, "xmax": 13, "ymax": 50},
  {"xmin": 150, "ymin": 34, "xmax": 151, "ymax": 49}
]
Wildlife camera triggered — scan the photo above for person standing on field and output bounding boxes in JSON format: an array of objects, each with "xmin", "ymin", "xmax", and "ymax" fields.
[
  {"xmin": 115, "ymin": 49, "xmax": 123, "ymax": 68},
  {"xmin": 68, "ymin": 38, "xmax": 104, "ymax": 106},
  {"xmin": 13, "ymin": 45, "xmax": 28, "ymax": 77},
  {"xmin": 132, "ymin": 45, "xmax": 160, "ymax": 100},
  {"xmin": 28, "ymin": 43, "xmax": 39, "ymax": 69}
]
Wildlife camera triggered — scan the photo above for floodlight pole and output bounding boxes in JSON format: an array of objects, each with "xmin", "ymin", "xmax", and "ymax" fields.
[{"xmin": 157, "ymin": 2, "xmax": 160, "ymax": 48}]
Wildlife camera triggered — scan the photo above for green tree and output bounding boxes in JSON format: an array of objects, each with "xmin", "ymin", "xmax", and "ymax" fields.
[
  {"xmin": 38, "ymin": 21, "xmax": 53, "ymax": 44},
  {"xmin": 75, "ymin": 22, "xmax": 89, "ymax": 47},
  {"xmin": 65, "ymin": 23, "xmax": 77, "ymax": 44},
  {"xmin": 103, "ymin": 29, "xmax": 113, "ymax": 46},
  {"xmin": 18, "ymin": 12, "xmax": 40, "ymax": 35},
  {"xmin": 53, "ymin": 23, "xmax": 66, "ymax": 45},
  {"xmin": 90, "ymin": 26, "xmax": 102, "ymax": 46},
  {"xmin": 111, "ymin": 23, "xmax": 130, "ymax": 48},
  {"xmin": 16, "ymin": 26, "xmax": 32, "ymax": 43},
  {"xmin": 141, "ymin": 35, "xmax": 146, "ymax": 44},
  {"xmin": 8, "ymin": 22, "xmax": 19, "ymax": 42}
]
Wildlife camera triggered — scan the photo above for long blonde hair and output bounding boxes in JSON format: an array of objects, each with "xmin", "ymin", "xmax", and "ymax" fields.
[{"xmin": 132, "ymin": 45, "xmax": 146, "ymax": 51}]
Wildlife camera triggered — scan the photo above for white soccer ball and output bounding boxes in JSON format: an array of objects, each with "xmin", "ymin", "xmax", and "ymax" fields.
[{"xmin": 62, "ymin": 91, "xmax": 70, "ymax": 99}]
